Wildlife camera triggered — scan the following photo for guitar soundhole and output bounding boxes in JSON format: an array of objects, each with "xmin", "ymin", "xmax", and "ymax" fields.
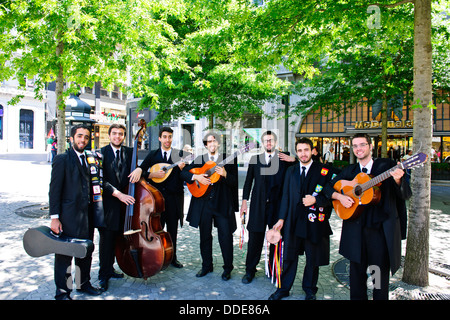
[{"xmin": 354, "ymin": 185, "xmax": 363, "ymax": 197}]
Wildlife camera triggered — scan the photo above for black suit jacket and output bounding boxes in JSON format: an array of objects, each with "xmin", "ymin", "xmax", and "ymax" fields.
[
  {"xmin": 49, "ymin": 148, "xmax": 92, "ymax": 239},
  {"xmin": 324, "ymin": 158, "xmax": 412, "ymax": 274},
  {"xmin": 138, "ymin": 148, "xmax": 190, "ymax": 225},
  {"xmin": 100, "ymin": 144, "xmax": 133, "ymax": 231},
  {"xmin": 181, "ymin": 153, "xmax": 239, "ymax": 232},
  {"xmin": 279, "ymin": 161, "xmax": 336, "ymax": 261},
  {"xmin": 139, "ymin": 148, "xmax": 188, "ymax": 195},
  {"xmin": 242, "ymin": 151, "xmax": 296, "ymax": 232}
]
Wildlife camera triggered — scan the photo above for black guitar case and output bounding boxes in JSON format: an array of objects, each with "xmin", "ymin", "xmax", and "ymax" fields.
[{"xmin": 23, "ymin": 226, "xmax": 94, "ymax": 259}]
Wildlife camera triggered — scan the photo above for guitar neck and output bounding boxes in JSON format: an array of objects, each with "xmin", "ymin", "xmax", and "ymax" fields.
[
  {"xmin": 163, "ymin": 154, "xmax": 194, "ymax": 171},
  {"xmin": 360, "ymin": 163, "xmax": 403, "ymax": 192},
  {"xmin": 206, "ymin": 151, "xmax": 240, "ymax": 175},
  {"xmin": 217, "ymin": 151, "xmax": 239, "ymax": 167},
  {"xmin": 164, "ymin": 162, "xmax": 179, "ymax": 171}
]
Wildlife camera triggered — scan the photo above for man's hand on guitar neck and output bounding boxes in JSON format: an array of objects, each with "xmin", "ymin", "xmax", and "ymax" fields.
[
  {"xmin": 390, "ymin": 165, "xmax": 405, "ymax": 185},
  {"xmin": 332, "ymin": 192, "xmax": 355, "ymax": 209}
]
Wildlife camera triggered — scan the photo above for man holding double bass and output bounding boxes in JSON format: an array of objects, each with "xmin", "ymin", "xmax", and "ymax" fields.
[{"xmin": 98, "ymin": 124, "xmax": 135, "ymax": 291}]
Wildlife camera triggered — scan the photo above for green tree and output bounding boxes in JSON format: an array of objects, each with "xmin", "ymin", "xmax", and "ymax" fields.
[
  {"xmin": 291, "ymin": 20, "xmax": 415, "ymax": 158},
  {"xmin": 137, "ymin": 15, "xmax": 291, "ymax": 128},
  {"xmin": 206, "ymin": 0, "xmax": 444, "ymax": 287},
  {"xmin": 0, "ymin": 0, "xmax": 186, "ymax": 153}
]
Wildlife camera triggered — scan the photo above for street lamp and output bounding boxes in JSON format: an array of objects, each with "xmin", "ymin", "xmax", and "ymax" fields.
[{"xmin": 65, "ymin": 93, "xmax": 95, "ymax": 150}]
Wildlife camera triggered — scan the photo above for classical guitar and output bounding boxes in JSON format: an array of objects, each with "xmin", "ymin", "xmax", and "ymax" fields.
[
  {"xmin": 187, "ymin": 142, "xmax": 255, "ymax": 198},
  {"xmin": 149, "ymin": 153, "xmax": 195, "ymax": 183},
  {"xmin": 332, "ymin": 152, "xmax": 427, "ymax": 220}
]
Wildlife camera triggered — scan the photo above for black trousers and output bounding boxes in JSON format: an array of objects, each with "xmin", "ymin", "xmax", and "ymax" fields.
[
  {"xmin": 245, "ymin": 231, "xmax": 275, "ymax": 274},
  {"xmin": 276, "ymin": 236, "xmax": 329, "ymax": 296},
  {"xmin": 160, "ymin": 192, "xmax": 183, "ymax": 262},
  {"xmin": 54, "ymin": 253, "xmax": 92, "ymax": 299},
  {"xmin": 98, "ymin": 227, "xmax": 118, "ymax": 280},
  {"xmin": 54, "ymin": 225, "xmax": 94, "ymax": 299},
  {"xmin": 349, "ymin": 226, "xmax": 390, "ymax": 300},
  {"xmin": 198, "ymin": 209, "xmax": 234, "ymax": 273},
  {"xmin": 245, "ymin": 202, "xmax": 276, "ymax": 274}
]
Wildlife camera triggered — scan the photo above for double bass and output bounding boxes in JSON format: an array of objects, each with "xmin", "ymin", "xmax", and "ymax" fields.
[{"xmin": 115, "ymin": 119, "xmax": 173, "ymax": 279}]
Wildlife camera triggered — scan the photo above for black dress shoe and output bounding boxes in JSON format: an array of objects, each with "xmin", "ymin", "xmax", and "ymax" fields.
[
  {"xmin": 242, "ymin": 272, "xmax": 255, "ymax": 284},
  {"xmin": 171, "ymin": 260, "xmax": 184, "ymax": 268},
  {"xmin": 55, "ymin": 293, "xmax": 72, "ymax": 300},
  {"xmin": 221, "ymin": 270, "xmax": 231, "ymax": 281},
  {"xmin": 305, "ymin": 293, "xmax": 316, "ymax": 300},
  {"xmin": 196, "ymin": 267, "xmax": 213, "ymax": 277},
  {"xmin": 99, "ymin": 278, "xmax": 109, "ymax": 292},
  {"xmin": 110, "ymin": 270, "xmax": 124, "ymax": 279},
  {"xmin": 77, "ymin": 284, "xmax": 102, "ymax": 296},
  {"xmin": 268, "ymin": 290, "xmax": 289, "ymax": 300}
]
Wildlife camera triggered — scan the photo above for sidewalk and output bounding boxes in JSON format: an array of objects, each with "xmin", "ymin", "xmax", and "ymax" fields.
[{"xmin": 0, "ymin": 153, "xmax": 449, "ymax": 301}]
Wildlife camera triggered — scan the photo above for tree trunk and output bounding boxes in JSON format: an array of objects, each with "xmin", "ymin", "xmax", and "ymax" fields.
[
  {"xmin": 55, "ymin": 38, "xmax": 66, "ymax": 154},
  {"xmin": 55, "ymin": 65, "xmax": 65, "ymax": 154},
  {"xmin": 209, "ymin": 113, "xmax": 214, "ymax": 129},
  {"xmin": 381, "ymin": 94, "xmax": 388, "ymax": 158},
  {"xmin": 402, "ymin": 0, "xmax": 432, "ymax": 287}
]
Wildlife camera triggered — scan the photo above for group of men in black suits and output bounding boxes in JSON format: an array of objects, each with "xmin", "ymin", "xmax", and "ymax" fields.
[{"xmin": 49, "ymin": 124, "xmax": 410, "ymax": 301}]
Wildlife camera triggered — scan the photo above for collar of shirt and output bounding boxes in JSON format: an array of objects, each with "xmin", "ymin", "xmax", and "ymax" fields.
[
  {"xmin": 300, "ymin": 160, "xmax": 313, "ymax": 176},
  {"xmin": 110, "ymin": 144, "xmax": 121, "ymax": 156},
  {"xmin": 359, "ymin": 158, "xmax": 374, "ymax": 174},
  {"xmin": 208, "ymin": 153, "xmax": 218, "ymax": 162},
  {"xmin": 161, "ymin": 148, "xmax": 172, "ymax": 160},
  {"xmin": 265, "ymin": 151, "xmax": 275, "ymax": 164},
  {"xmin": 73, "ymin": 148, "xmax": 86, "ymax": 165}
]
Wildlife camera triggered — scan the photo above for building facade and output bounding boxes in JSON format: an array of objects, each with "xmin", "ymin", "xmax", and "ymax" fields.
[
  {"xmin": 0, "ymin": 79, "xmax": 47, "ymax": 153},
  {"xmin": 294, "ymin": 95, "xmax": 450, "ymax": 164}
]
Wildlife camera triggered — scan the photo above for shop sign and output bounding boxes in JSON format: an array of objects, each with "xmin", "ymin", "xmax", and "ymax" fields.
[
  {"xmin": 91, "ymin": 113, "xmax": 125, "ymax": 124},
  {"xmin": 354, "ymin": 120, "xmax": 413, "ymax": 129}
]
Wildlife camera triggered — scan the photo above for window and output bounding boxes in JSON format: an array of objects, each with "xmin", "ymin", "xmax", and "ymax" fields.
[{"xmin": 19, "ymin": 109, "xmax": 34, "ymax": 149}]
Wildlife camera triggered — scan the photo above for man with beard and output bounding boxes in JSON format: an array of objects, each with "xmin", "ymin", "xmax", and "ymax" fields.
[
  {"xmin": 269, "ymin": 138, "xmax": 336, "ymax": 300},
  {"xmin": 240, "ymin": 131, "xmax": 296, "ymax": 284},
  {"xmin": 324, "ymin": 133, "xmax": 410, "ymax": 300},
  {"xmin": 98, "ymin": 124, "xmax": 135, "ymax": 291},
  {"xmin": 181, "ymin": 132, "xmax": 239, "ymax": 281},
  {"xmin": 49, "ymin": 124, "xmax": 102, "ymax": 300}
]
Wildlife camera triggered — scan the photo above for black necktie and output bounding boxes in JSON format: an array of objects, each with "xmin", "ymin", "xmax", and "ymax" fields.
[
  {"xmin": 163, "ymin": 151, "xmax": 168, "ymax": 162},
  {"xmin": 300, "ymin": 166, "xmax": 306, "ymax": 194},
  {"xmin": 115, "ymin": 149, "xmax": 122, "ymax": 172},
  {"xmin": 80, "ymin": 154, "xmax": 88, "ymax": 174},
  {"xmin": 268, "ymin": 154, "xmax": 271, "ymax": 164},
  {"xmin": 362, "ymin": 167, "xmax": 368, "ymax": 173}
]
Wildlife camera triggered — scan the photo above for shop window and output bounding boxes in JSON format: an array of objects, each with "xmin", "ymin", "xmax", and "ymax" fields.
[{"xmin": 19, "ymin": 109, "xmax": 34, "ymax": 149}]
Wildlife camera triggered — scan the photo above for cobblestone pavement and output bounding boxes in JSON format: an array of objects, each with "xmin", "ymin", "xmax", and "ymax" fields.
[{"xmin": 0, "ymin": 153, "xmax": 449, "ymax": 302}]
